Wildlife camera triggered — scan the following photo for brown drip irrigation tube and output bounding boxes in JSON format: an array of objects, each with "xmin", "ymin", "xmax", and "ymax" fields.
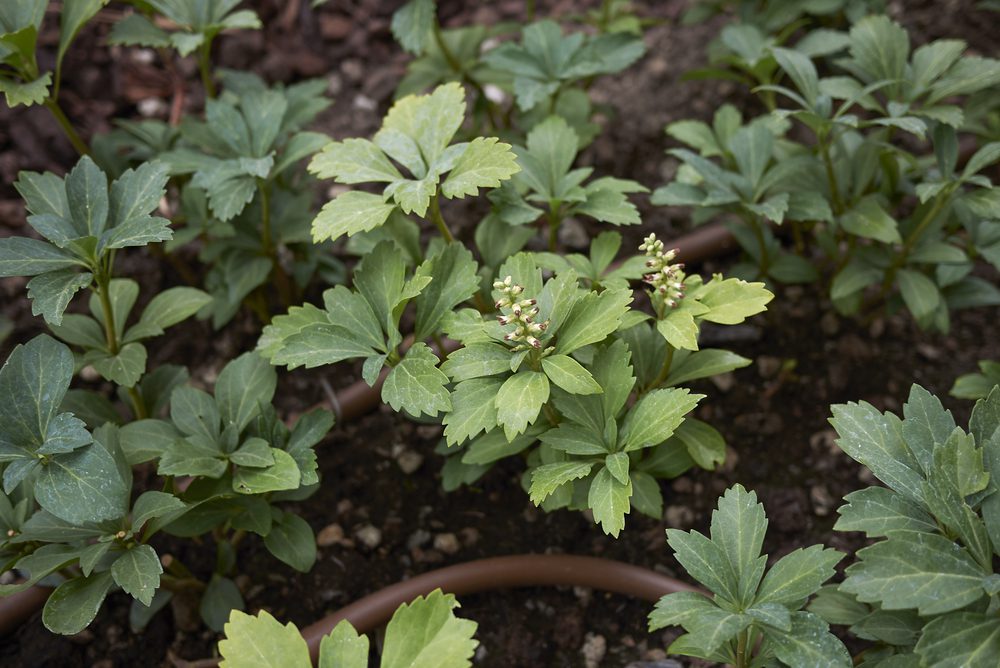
[
  {"xmin": 300, "ymin": 554, "xmax": 701, "ymax": 662},
  {"xmin": 0, "ymin": 222, "xmax": 732, "ymax": 639}
]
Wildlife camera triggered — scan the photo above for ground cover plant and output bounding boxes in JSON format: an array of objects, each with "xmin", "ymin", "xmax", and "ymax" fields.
[{"xmin": 1, "ymin": 0, "xmax": 1000, "ymax": 666}]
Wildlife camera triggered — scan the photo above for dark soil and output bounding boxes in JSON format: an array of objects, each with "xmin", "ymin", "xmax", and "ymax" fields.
[{"xmin": 2, "ymin": 1, "xmax": 1000, "ymax": 667}]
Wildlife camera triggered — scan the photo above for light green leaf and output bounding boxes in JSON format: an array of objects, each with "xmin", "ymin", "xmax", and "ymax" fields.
[
  {"xmin": 381, "ymin": 589, "xmax": 478, "ymax": 668},
  {"xmin": 88, "ymin": 342, "xmax": 147, "ymax": 388},
  {"xmin": 379, "ymin": 82, "xmax": 465, "ymax": 169},
  {"xmin": 382, "ymin": 343, "xmax": 450, "ymax": 417},
  {"xmin": 897, "ymin": 268, "xmax": 940, "ymax": 319},
  {"xmin": 710, "ymin": 485, "xmax": 767, "ymax": 606},
  {"xmin": 233, "ymin": 449, "xmax": 301, "ymax": 495},
  {"xmin": 620, "ymin": 388, "xmax": 701, "ymax": 452},
  {"xmin": 219, "ymin": 609, "xmax": 311, "ymax": 668},
  {"xmin": 390, "ymin": 0, "xmax": 436, "ymax": 55},
  {"xmin": 441, "ymin": 137, "xmax": 520, "ymax": 199},
  {"xmin": 696, "ymin": 277, "xmax": 773, "ymax": 325},
  {"xmin": 319, "ymin": 620, "xmax": 369, "ymax": 668},
  {"xmin": 841, "ymin": 196, "xmax": 901, "ymax": 244},
  {"xmin": 496, "ymin": 370, "xmax": 550, "ymax": 439},
  {"xmin": 589, "ymin": 465, "xmax": 632, "ymax": 537},
  {"xmin": 529, "ymin": 461, "xmax": 594, "ymax": 505},
  {"xmin": 58, "ymin": 0, "xmax": 107, "ymax": 74},
  {"xmin": 554, "ymin": 287, "xmax": 632, "ymax": 355},
  {"xmin": 111, "ymin": 544, "xmax": 162, "ymax": 606},
  {"xmin": 666, "ymin": 349, "xmax": 751, "ymax": 386},
  {"xmin": 440, "ymin": 343, "xmax": 510, "ymax": 381},
  {"xmin": 915, "ymin": 612, "xmax": 1000, "ymax": 668},
  {"xmin": 413, "ymin": 242, "xmax": 480, "ymax": 341},
  {"xmin": 124, "ymin": 287, "xmax": 212, "ymax": 342},
  {"xmin": 756, "ymin": 545, "xmax": 842, "ymax": 606},
  {"xmin": 442, "ymin": 377, "xmax": 502, "ymax": 446},
  {"xmin": 312, "ymin": 191, "xmax": 396, "ymax": 243},
  {"xmin": 541, "ymin": 354, "xmax": 601, "ymax": 395},
  {"xmin": 657, "ymin": 309, "xmax": 698, "ymax": 350},
  {"xmin": 309, "ymin": 137, "xmax": 403, "ymax": 183}
]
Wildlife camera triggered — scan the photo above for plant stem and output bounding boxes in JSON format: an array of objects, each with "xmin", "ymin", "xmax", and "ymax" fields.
[
  {"xmin": 128, "ymin": 387, "xmax": 148, "ymax": 420},
  {"xmin": 647, "ymin": 346, "xmax": 676, "ymax": 392},
  {"xmin": 431, "ymin": 22, "xmax": 500, "ymax": 131},
  {"xmin": 198, "ymin": 38, "xmax": 216, "ymax": 99},
  {"xmin": 43, "ymin": 98, "xmax": 90, "ymax": 156},
  {"xmin": 96, "ymin": 275, "xmax": 119, "ymax": 355},
  {"xmin": 526, "ymin": 0, "xmax": 536, "ymax": 21},
  {"xmin": 749, "ymin": 217, "xmax": 770, "ymax": 278},
  {"xmin": 429, "ymin": 194, "xmax": 455, "ymax": 243},
  {"xmin": 735, "ymin": 629, "xmax": 748, "ymax": 668},
  {"xmin": 547, "ymin": 203, "xmax": 562, "ymax": 252},
  {"xmin": 820, "ymin": 137, "xmax": 844, "ymax": 215},
  {"xmin": 258, "ymin": 179, "xmax": 272, "ymax": 255},
  {"xmin": 877, "ymin": 190, "xmax": 952, "ymax": 297}
]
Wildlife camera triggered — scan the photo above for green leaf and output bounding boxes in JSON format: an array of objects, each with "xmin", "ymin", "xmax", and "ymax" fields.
[
  {"xmin": 309, "ymin": 137, "xmax": 403, "ymax": 183},
  {"xmin": 902, "ymin": 384, "xmax": 956, "ymax": 474},
  {"xmin": 620, "ymin": 388, "xmax": 701, "ymax": 452},
  {"xmin": 539, "ymin": 422, "xmax": 607, "ymax": 455},
  {"xmin": 58, "ymin": 0, "xmax": 106, "ymax": 73},
  {"xmin": 696, "ymin": 277, "xmax": 773, "ymax": 325},
  {"xmin": 897, "ymin": 269, "xmax": 941, "ymax": 319},
  {"xmin": 36, "ymin": 441, "xmax": 128, "ymax": 524},
  {"xmin": 589, "ymin": 465, "xmax": 632, "ymax": 537},
  {"xmin": 541, "ymin": 355, "xmax": 601, "ymax": 395},
  {"xmin": 382, "ymin": 343, "xmax": 451, "ymax": 417},
  {"xmin": 440, "ymin": 343, "xmax": 510, "ymax": 381},
  {"xmin": 831, "ymin": 262, "xmax": 882, "ymax": 300},
  {"xmin": 0, "ymin": 334, "xmax": 75, "ymax": 454},
  {"xmin": 319, "ymin": 620, "xmax": 369, "ymax": 668},
  {"xmin": 0, "ymin": 72, "xmax": 51, "ymax": 107},
  {"xmin": 442, "ymin": 377, "xmax": 502, "ymax": 446},
  {"xmin": 42, "ymin": 571, "xmax": 114, "ymax": 635},
  {"xmin": 390, "ymin": 0, "xmax": 436, "ymax": 55},
  {"xmin": 131, "ymin": 490, "xmax": 186, "ymax": 531},
  {"xmin": 657, "ymin": 309, "xmax": 699, "ymax": 351},
  {"xmin": 230, "ymin": 437, "xmax": 274, "ymax": 467},
  {"xmin": 88, "ymin": 342, "xmax": 147, "ymax": 388},
  {"xmin": 762, "ymin": 612, "xmax": 851, "ymax": 668},
  {"xmin": 834, "ymin": 487, "xmax": 937, "ymax": 537},
  {"xmin": 219, "ymin": 609, "xmax": 311, "ymax": 668},
  {"xmin": 119, "ymin": 419, "xmax": 181, "ymax": 465},
  {"xmin": 108, "ymin": 13, "xmax": 170, "ymax": 48},
  {"xmin": 27, "ymin": 269, "xmax": 93, "ymax": 326},
  {"xmin": 264, "ymin": 511, "xmax": 316, "ymax": 573},
  {"xmin": 829, "ymin": 400, "xmax": 925, "ymax": 502},
  {"xmin": 672, "ymin": 418, "xmax": 726, "ymax": 470},
  {"xmin": 667, "ymin": 349, "xmax": 751, "ymax": 386},
  {"xmin": 461, "ymin": 428, "xmax": 538, "ymax": 465},
  {"xmin": 379, "ymin": 82, "xmax": 465, "ymax": 170},
  {"xmin": 381, "ymin": 589, "xmax": 478, "ymax": 668},
  {"xmin": 125, "ymin": 286, "xmax": 210, "ymax": 341},
  {"xmin": 233, "ymin": 449, "xmax": 301, "ymax": 495},
  {"xmin": 496, "ymin": 370, "xmax": 550, "ymax": 439},
  {"xmin": 756, "ymin": 545, "xmax": 842, "ymax": 606},
  {"xmin": 629, "ymin": 470, "xmax": 663, "ymax": 519},
  {"xmin": 201, "ymin": 575, "xmax": 244, "ymax": 633},
  {"xmin": 848, "ymin": 16, "xmax": 909, "ymax": 85},
  {"xmin": 413, "ymin": 242, "xmax": 480, "ymax": 341},
  {"xmin": 529, "ymin": 461, "xmax": 594, "ymax": 505},
  {"xmin": 111, "ymin": 544, "xmax": 162, "ymax": 606},
  {"xmin": 915, "ymin": 612, "xmax": 1000, "ymax": 668},
  {"xmin": 711, "ymin": 485, "xmax": 767, "ymax": 606},
  {"xmin": 312, "ymin": 191, "xmax": 396, "ymax": 243},
  {"xmin": 0, "ymin": 237, "xmax": 81, "ymax": 277},
  {"xmin": 554, "ymin": 287, "xmax": 632, "ymax": 355},
  {"xmin": 158, "ymin": 436, "xmax": 226, "ymax": 478},
  {"xmin": 65, "ymin": 156, "xmax": 109, "ymax": 237},
  {"xmin": 842, "ymin": 531, "xmax": 987, "ymax": 615},
  {"xmin": 216, "ymin": 352, "xmax": 277, "ymax": 432},
  {"xmin": 840, "ymin": 196, "xmax": 901, "ymax": 244},
  {"xmin": 441, "ymin": 137, "xmax": 520, "ymax": 199}
]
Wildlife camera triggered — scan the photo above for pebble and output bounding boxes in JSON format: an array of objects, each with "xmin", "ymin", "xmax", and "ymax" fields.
[
  {"xmin": 355, "ymin": 524, "xmax": 382, "ymax": 550},
  {"xmin": 820, "ymin": 311, "xmax": 840, "ymax": 336},
  {"xmin": 581, "ymin": 633, "xmax": 607, "ymax": 668},
  {"xmin": 353, "ymin": 94, "xmax": 377, "ymax": 111},
  {"xmin": 558, "ymin": 217, "xmax": 590, "ymax": 250},
  {"xmin": 407, "ymin": 529, "xmax": 431, "ymax": 550},
  {"xmin": 317, "ymin": 523, "xmax": 346, "ymax": 547},
  {"xmin": 459, "ymin": 527, "xmax": 480, "ymax": 547},
  {"xmin": 397, "ymin": 450, "xmax": 424, "ymax": 474},
  {"xmin": 664, "ymin": 504, "xmax": 694, "ymax": 528},
  {"xmin": 625, "ymin": 660, "xmax": 683, "ymax": 668},
  {"xmin": 433, "ymin": 533, "xmax": 460, "ymax": 554},
  {"xmin": 710, "ymin": 372, "xmax": 735, "ymax": 392},
  {"xmin": 810, "ymin": 484, "xmax": 835, "ymax": 516},
  {"xmin": 756, "ymin": 355, "xmax": 782, "ymax": 379}
]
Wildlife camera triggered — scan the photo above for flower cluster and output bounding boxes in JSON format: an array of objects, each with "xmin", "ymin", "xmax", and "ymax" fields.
[
  {"xmin": 640, "ymin": 234, "xmax": 686, "ymax": 309},
  {"xmin": 494, "ymin": 276, "xmax": 548, "ymax": 349}
]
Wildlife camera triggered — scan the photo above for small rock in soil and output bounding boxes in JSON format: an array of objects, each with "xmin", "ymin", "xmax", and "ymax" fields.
[
  {"xmin": 756, "ymin": 355, "xmax": 782, "ymax": 379},
  {"xmin": 820, "ymin": 311, "xmax": 840, "ymax": 336},
  {"xmin": 810, "ymin": 484, "xmax": 835, "ymax": 516},
  {"xmin": 317, "ymin": 523, "xmax": 346, "ymax": 547},
  {"xmin": 459, "ymin": 526, "xmax": 480, "ymax": 547},
  {"xmin": 396, "ymin": 450, "xmax": 424, "ymax": 474},
  {"xmin": 626, "ymin": 660, "xmax": 683, "ymax": 668},
  {"xmin": 433, "ymin": 532, "xmax": 460, "ymax": 554},
  {"xmin": 581, "ymin": 633, "xmax": 607, "ymax": 668},
  {"xmin": 664, "ymin": 504, "xmax": 694, "ymax": 528},
  {"xmin": 407, "ymin": 529, "xmax": 431, "ymax": 550},
  {"xmin": 559, "ymin": 217, "xmax": 590, "ymax": 249},
  {"xmin": 710, "ymin": 372, "xmax": 735, "ymax": 392},
  {"xmin": 355, "ymin": 524, "xmax": 382, "ymax": 550}
]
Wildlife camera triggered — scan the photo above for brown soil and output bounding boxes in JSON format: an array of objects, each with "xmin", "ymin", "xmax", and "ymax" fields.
[{"xmin": 2, "ymin": 1, "xmax": 999, "ymax": 667}]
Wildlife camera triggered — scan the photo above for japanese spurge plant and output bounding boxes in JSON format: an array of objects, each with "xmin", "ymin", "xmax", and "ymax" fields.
[
  {"xmin": 807, "ymin": 385, "xmax": 1000, "ymax": 666},
  {"xmin": 0, "ymin": 336, "xmax": 332, "ymax": 635},
  {"xmin": 952, "ymin": 360, "xmax": 1000, "ymax": 400},
  {"xmin": 650, "ymin": 485, "xmax": 849, "ymax": 667},
  {"xmin": 308, "ymin": 82, "xmax": 520, "ymax": 243},
  {"xmin": 218, "ymin": 589, "xmax": 477, "ymax": 668}
]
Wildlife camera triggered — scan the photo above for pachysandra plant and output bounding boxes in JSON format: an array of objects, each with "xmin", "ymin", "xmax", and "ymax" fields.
[
  {"xmin": 650, "ymin": 485, "xmax": 849, "ymax": 667},
  {"xmin": 492, "ymin": 115, "xmax": 648, "ymax": 250},
  {"xmin": 806, "ymin": 386, "xmax": 1000, "ymax": 666},
  {"xmin": 680, "ymin": 0, "xmax": 885, "ymax": 32},
  {"xmin": 160, "ymin": 72, "xmax": 332, "ymax": 325},
  {"xmin": 218, "ymin": 589, "xmax": 478, "ymax": 668},
  {"xmin": 952, "ymin": 360, "xmax": 1000, "ymax": 400},
  {"xmin": 0, "ymin": 156, "xmax": 211, "ymax": 415},
  {"xmin": 0, "ymin": 338, "xmax": 333, "ymax": 635},
  {"xmin": 308, "ymin": 82, "xmax": 520, "ymax": 245},
  {"xmin": 0, "ymin": 0, "xmax": 106, "ymax": 154},
  {"xmin": 655, "ymin": 15, "xmax": 1000, "ymax": 331},
  {"xmin": 109, "ymin": 0, "xmax": 262, "ymax": 97}
]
